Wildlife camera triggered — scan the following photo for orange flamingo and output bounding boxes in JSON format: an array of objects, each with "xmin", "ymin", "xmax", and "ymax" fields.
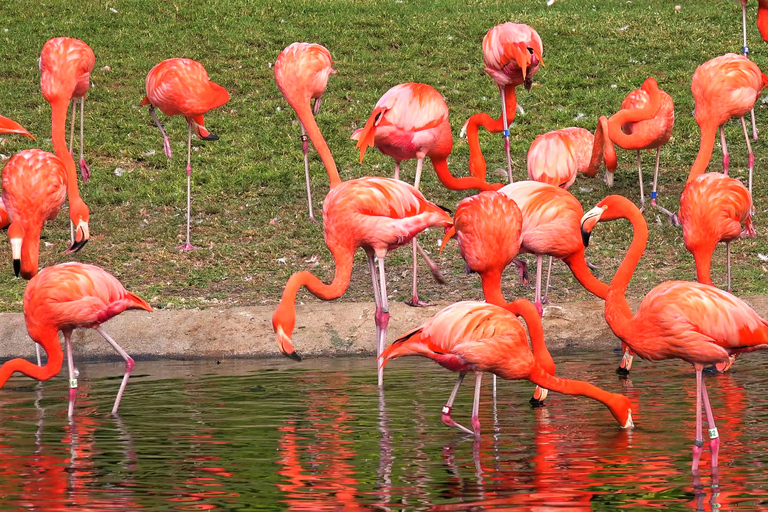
[
  {"xmin": 353, "ymin": 82, "xmax": 501, "ymax": 307},
  {"xmin": 691, "ymin": 54, "xmax": 763, "ymax": 195},
  {"xmin": 440, "ymin": 190, "xmax": 555, "ymax": 406},
  {"xmin": 526, "ymin": 117, "xmax": 616, "ymax": 189},
  {"xmin": 759, "ymin": 0, "xmax": 768, "ymax": 42},
  {"xmin": 0, "ymin": 115, "xmax": 36, "ymax": 230},
  {"xmin": 498, "ymin": 181, "xmax": 608, "ymax": 316},
  {"xmin": 607, "ymin": 78, "xmax": 677, "ymax": 223},
  {"xmin": 2, "ymin": 150, "xmax": 67, "ymax": 279},
  {"xmin": 40, "ymin": 37, "xmax": 92, "ymax": 252},
  {"xmin": 462, "ymin": 23, "xmax": 543, "ymax": 183},
  {"xmin": 274, "ymin": 42, "xmax": 337, "ymax": 222},
  {"xmin": 142, "ymin": 58, "xmax": 230, "ymax": 250},
  {"xmin": 272, "ymin": 79, "xmax": 453, "ymax": 386},
  {"xmin": 0, "ymin": 262, "xmax": 152, "ymax": 417},
  {"xmin": 581, "ymin": 194, "xmax": 768, "ymax": 472},
  {"xmin": 379, "ymin": 300, "xmax": 633, "ymax": 436}
]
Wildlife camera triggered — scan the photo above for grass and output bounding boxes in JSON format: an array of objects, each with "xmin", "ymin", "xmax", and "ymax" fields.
[{"xmin": 0, "ymin": 0, "xmax": 766, "ymax": 311}]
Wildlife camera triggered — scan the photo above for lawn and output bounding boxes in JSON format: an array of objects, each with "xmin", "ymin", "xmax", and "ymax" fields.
[{"xmin": 0, "ymin": 0, "xmax": 765, "ymax": 311}]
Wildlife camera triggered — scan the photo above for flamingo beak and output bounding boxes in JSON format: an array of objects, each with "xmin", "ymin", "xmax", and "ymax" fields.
[
  {"xmin": 580, "ymin": 206, "xmax": 607, "ymax": 248},
  {"xmin": 624, "ymin": 411, "xmax": 634, "ymax": 429},
  {"xmin": 66, "ymin": 222, "xmax": 90, "ymax": 253},
  {"xmin": 12, "ymin": 259, "xmax": 19, "ymax": 277},
  {"xmin": 277, "ymin": 326, "xmax": 302, "ymax": 362},
  {"xmin": 10, "ymin": 238, "xmax": 21, "ymax": 277}
]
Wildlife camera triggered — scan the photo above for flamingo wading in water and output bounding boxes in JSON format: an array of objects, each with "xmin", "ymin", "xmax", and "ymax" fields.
[
  {"xmin": 0, "ymin": 263, "xmax": 153, "ymax": 417},
  {"xmin": 142, "ymin": 58, "xmax": 230, "ymax": 250},
  {"xmin": 275, "ymin": 42, "xmax": 337, "ymax": 222}
]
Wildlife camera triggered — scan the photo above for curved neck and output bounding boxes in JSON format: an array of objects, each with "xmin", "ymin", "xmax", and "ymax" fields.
[
  {"xmin": 525, "ymin": 365, "xmax": 618, "ymax": 409},
  {"xmin": 431, "ymin": 157, "xmax": 501, "ymax": 192},
  {"xmin": 480, "ymin": 270, "xmax": 506, "ymax": 306},
  {"xmin": 465, "ymin": 86, "xmax": 517, "ymax": 180},
  {"xmin": 0, "ymin": 329, "xmax": 63, "ymax": 387},
  {"xmin": 607, "ymin": 83, "xmax": 661, "ymax": 147},
  {"xmin": 585, "ymin": 116, "xmax": 617, "ymax": 177},
  {"xmin": 50, "ymin": 99, "xmax": 83, "ymax": 205},
  {"xmin": 564, "ymin": 251, "xmax": 608, "ymax": 299},
  {"xmin": 503, "ymin": 299, "xmax": 554, "ymax": 376},
  {"xmin": 692, "ymin": 248, "xmax": 714, "ymax": 286},
  {"xmin": 687, "ymin": 124, "xmax": 717, "ymax": 183},
  {"xmin": 287, "ymin": 97, "xmax": 340, "ymax": 187}
]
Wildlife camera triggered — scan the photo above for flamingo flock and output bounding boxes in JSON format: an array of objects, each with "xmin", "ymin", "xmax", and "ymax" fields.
[{"xmin": 1, "ymin": 5, "xmax": 768, "ymax": 482}]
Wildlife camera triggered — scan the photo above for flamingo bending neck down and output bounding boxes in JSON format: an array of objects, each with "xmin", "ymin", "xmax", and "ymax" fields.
[
  {"xmin": 0, "ymin": 263, "xmax": 153, "ymax": 417},
  {"xmin": 274, "ymin": 42, "xmax": 337, "ymax": 222},
  {"xmin": 581, "ymin": 194, "xmax": 768, "ymax": 473},
  {"xmin": 379, "ymin": 300, "xmax": 633, "ymax": 436},
  {"xmin": 0, "ymin": 115, "xmax": 36, "ymax": 230},
  {"xmin": 352, "ymin": 82, "xmax": 501, "ymax": 307},
  {"xmin": 462, "ymin": 23, "xmax": 543, "ymax": 183}
]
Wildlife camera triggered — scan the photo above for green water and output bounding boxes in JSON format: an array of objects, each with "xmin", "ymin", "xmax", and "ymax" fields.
[{"xmin": 1, "ymin": 352, "xmax": 768, "ymax": 510}]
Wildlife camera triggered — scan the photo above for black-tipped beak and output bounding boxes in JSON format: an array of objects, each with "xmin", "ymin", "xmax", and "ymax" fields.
[
  {"xmin": 465, "ymin": 263, "xmax": 475, "ymax": 275},
  {"xmin": 282, "ymin": 350, "xmax": 302, "ymax": 362},
  {"xmin": 13, "ymin": 259, "xmax": 20, "ymax": 277},
  {"xmin": 66, "ymin": 238, "xmax": 89, "ymax": 254},
  {"xmin": 200, "ymin": 133, "xmax": 219, "ymax": 141},
  {"xmin": 581, "ymin": 228, "xmax": 591, "ymax": 248}
]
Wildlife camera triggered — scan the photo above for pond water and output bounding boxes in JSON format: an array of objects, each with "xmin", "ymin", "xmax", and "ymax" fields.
[{"xmin": 1, "ymin": 350, "xmax": 768, "ymax": 511}]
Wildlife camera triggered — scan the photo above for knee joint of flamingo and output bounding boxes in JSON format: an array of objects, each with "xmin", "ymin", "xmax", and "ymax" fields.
[
  {"xmin": 301, "ymin": 134, "xmax": 309, "ymax": 155},
  {"xmin": 375, "ymin": 309, "xmax": 390, "ymax": 328},
  {"xmin": 125, "ymin": 357, "xmax": 135, "ymax": 373},
  {"xmin": 749, "ymin": 153, "xmax": 754, "ymax": 168},
  {"xmin": 471, "ymin": 416, "xmax": 481, "ymax": 434},
  {"xmin": 441, "ymin": 406, "xmax": 454, "ymax": 426}
]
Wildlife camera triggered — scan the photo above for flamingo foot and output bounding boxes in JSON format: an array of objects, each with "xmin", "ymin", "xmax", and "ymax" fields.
[
  {"xmin": 710, "ymin": 436, "xmax": 720, "ymax": 470},
  {"xmin": 176, "ymin": 242, "xmax": 198, "ymax": 251},
  {"xmin": 740, "ymin": 225, "xmax": 757, "ymax": 238},
  {"xmin": 79, "ymin": 158, "xmax": 90, "ymax": 183},
  {"xmin": 406, "ymin": 297, "xmax": 434, "ymax": 308},
  {"xmin": 441, "ymin": 405, "xmax": 474, "ymax": 435},
  {"xmin": 163, "ymin": 136, "xmax": 172, "ymax": 159}
]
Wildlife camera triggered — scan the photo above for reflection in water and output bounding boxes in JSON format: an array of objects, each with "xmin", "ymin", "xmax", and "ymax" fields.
[{"xmin": 0, "ymin": 354, "xmax": 768, "ymax": 509}]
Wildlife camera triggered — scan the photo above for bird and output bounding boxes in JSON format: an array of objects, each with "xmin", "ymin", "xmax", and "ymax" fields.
[
  {"xmin": 1, "ymin": 150, "xmax": 67, "ymax": 279},
  {"xmin": 440, "ymin": 190, "xmax": 555, "ymax": 406},
  {"xmin": 379, "ymin": 300, "xmax": 633, "ymax": 436},
  {"xmin": 581, "ymin": 194, "xmax": 768, "ymax": 473},
  {"xmin": 690, "ymin": 54, "xmax": 764, "ymax": 195},
  {"xmin": 274, "ymin": 42, "xmax": 337, "ymax": 222},
  {"xmin": 526, "ymin": 116, "xmax": 616, "ymax": 189},
  {"xmin": 0, "ymin": 115, "xmax": 36, "ymax": 231},
  {"xmin": 0, "ymin": 262, "xmax": 153, "ymax": 417},
  {"xmin": 39, "ymin": 37, "xmax": 92, "ymax": 252},
  {"xmin": 142, "ymin": 58, "xmax": 230, "ymax": 250},
  {"xmin": 352, "ymin": 82, "xmax": 501, "ymax": 307},
  {"xmin": 462, "ymin": 23, "xmax": 543, "ymax": 183},
  {"xmin": 272, "ymin": 75, "xmax": 453, "ymax": 387},
  {"xmin": 497, "ymin": 181, "xmax": 608, "ymax": 316},
  {"xmin": 607, "ymin": 78, "xmax": 677, "ymax": 223}
]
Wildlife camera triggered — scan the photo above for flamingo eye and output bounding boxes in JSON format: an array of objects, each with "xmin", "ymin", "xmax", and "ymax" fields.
[
  {"xmin": 527, "ymin": 47, "xmax": 534, "ymax": 54},
  {"xmin": 375, "ymin": 112, "xmax": 382, "ymax": 122}
]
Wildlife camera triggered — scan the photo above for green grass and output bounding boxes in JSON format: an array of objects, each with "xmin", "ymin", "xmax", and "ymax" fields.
[{"xmin": 0, "ymin": 0, "xmax": 766, "ymax": 311}]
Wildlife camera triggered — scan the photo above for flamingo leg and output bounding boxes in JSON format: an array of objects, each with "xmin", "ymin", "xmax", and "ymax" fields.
[
  {"xmin": 414, "ymin": 157, "xmax": 424, "ymax": 190},
  {"xmin": 148, "ymin": 105, "xmax": 172, "ymax": 159},
  {"xmin": 720, "ymin": 127, "xmax": 729, "ymax": 176},
  {"xmin": 299, "ymin": 122, "xmax": 315, "ymax": 222},
  {"xmin": 543, "ymin": 255, "xmax": 553, "ymax": 305},
  {"xmin": 742, "ymin": 2, "xmax": 759, "ymax": 141},
  {"xmin": 78, "ymin": 97, "xmax": 90, "ymax": 183},
  {"xmin": 740, "ymin": 117, "xmax": 754, "ymax": 195},
  {"xmin": 367, "ymin": 250, "xmax": 382, "ymax": 363},
  {"xmin": 513, "ymin": 258, "xmax": 529, "ymax": 286},
  {"xmin": 415, "ymin": 240, "xmax": 446, "ymax": 284},
  {"xmin": 313, "ymin": 96, "xmax": 322, "ymax": 115},
  {"xmin": 95, "ymin": 326, "xmax": 134, "ymax": 415},
  {"xmin": 64, "ymin": 329, "xmax": 77, "ymax": 418},
  {"xmin": 377, "ymin": 255, "xmax": 391, "ymax": 387},
  {"xmin": 534, "ymin": 254, "xmax": 543, "ymax": 317},
  {"xmin": 69, "ymin": 98, "xmax": 76, "ymax": 156},
  {"xmin": 405, "ymin": 158, "xmax": 433, "ymax": 307},
  {"xmin": 441, "ymin": 371, "xmax": 474, "ymax": 435},
  {"xmin": 637, "ymin": 151, "xmax": 645, "ymax": 209},
  {"xmin": 700, "ymin": 372, "xmax": 720, "ymax": 470},
  {"xmin": 177, "ymin": 123, "xmax": 196, "ymax": 251},
  {"xmin": 471, "ymin": 372, "xmax": 483, "ymax": 436},
  {"xmin": 498, "ymin": 85, "xmax": 514, "ymax": 183},
  {"xmin": 650, "ymin": 147, "xmax": 680, "ymax": 226},
  {"xmin": 727, "ymin": 241, "xmax": 731, "ymax": 293},
  {"xmin": 35, "ymin": 344, "xmax": 41, "ymax": 367},
  {"xmin": 692, "ymin": 365, "xmax": 705, "ymax": 472},
  {"xmin": 394, "ymin": 162, "xmax": 401, "ymax": 181}
]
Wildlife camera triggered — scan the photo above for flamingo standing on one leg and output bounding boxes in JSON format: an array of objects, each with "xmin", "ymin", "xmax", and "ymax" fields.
[
  {"xmin": 440, "ymin": 191, "xmax": 555, "ymax": 406},
  {"xmin": 379, "ymin": 300, "xmax": 633, "ymax": 436},
  {"xmin": 462, "ymin": 23, "xmax": 543, "ymax": 183},
  {"xmin": 274, "ymin": 42, "xmax": 337, "ymax": 222},
  {"xmin": 0, "ymin": 262, "xmax": 153, "ymax": 417},
  {"xmin": 581, "ymin": 194, "xmax": 768, "ymax": 474},
  {"xmin": 691, "ymin": 54, "xmax": 764, "ymax": 195},
  {"xmin": 607, "ymin": 78, "xmax": 677, "ymax": 223},
  {"xmin": 40, "ymin": 37, "xmax": 92, "ymax": 252},
  {"xmin": 526, "ymin": 116, "xmax": 616, "ymax": 189},
  {"xmin": 352, "ymin": 82, "xmax": 501, "ymax": 306},
  {"xmin": 272, "ymin": 75, "xmax": 453, "ymax": 387},
  {"xmin": 142, "ymin": 58, "xmax": 230, "ymax": 250}
]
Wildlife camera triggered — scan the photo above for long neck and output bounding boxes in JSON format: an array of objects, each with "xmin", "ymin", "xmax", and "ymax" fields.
[
  {"xmin": 584, "ymin": 116, "xmax": 617, "ymax": 177},
  {"xmin": 0, "ymin": 328, "xmax": 63, "ymax": 387},
  {"xmin": 691, "ymin": 247, "xmax": 714, "ymax": 286},
  {"xmin": 430, "ymin": 157, "xmax": 502, "ymax": 192},
  {"xmin": 465, "ymin": 86, "xmax": 517, "ymax": 180},
  {"xmin": 480, "ymin": 269, "xmax": 506, "ymax": 306},
  {"xmin": 50, "ymin": 98, "xmax": 83, "ymax": 205},
  {"xmin": 504, "ymin": 298, "xmax": 554, "ymax": 376},
  {"xmin": 687, "ymin": 123, "xmax": 717, "ymax": 183},
  {"xmin": 20, "ymin": 223, "xmax": 42, "ymax": 280},
  {"xmin": 286, "ymin": 95, "xmax": 340, "ymax": 187},
  {"xmin": 607, "ymin": 86, "xmax": 661, "ymax": 148},
  {"xmin": 563, "ymin": 251, "xmax": 608, "ymax": 299},
  {"xmin": 525, "ymin": 365, "xmax": 619, "ymax": 409}
]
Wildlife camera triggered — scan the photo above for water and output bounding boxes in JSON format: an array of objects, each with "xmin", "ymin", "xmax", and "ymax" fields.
[{"xmin": 2, "ymin": 351, "xmax": 768, "ymax": 511}]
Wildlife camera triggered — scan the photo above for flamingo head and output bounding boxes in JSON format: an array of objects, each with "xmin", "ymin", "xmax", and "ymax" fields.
[
  {"xmin": 580, "ymin": 205, "xmax": 607, "ymax": 248},
  {"xmin": 272, "ymin": 301, "xmax": 301, "ymax": 362},
  {"xmin": 67, "ymin": 198, "xmax": 90, "ymax": 253},
  {"xmin": 608, "ymin": 393, "xmax": 634, "ymax": 429}
]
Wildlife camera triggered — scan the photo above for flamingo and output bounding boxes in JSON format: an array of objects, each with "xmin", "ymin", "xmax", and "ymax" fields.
[
  {"xmin": 0, "ymin": 262, "xmax": 153, "ymax": 417},
  {"xmin": 759, "ymin": 0, "xmax": 768, "ymax": 42},
  {"xmin": 352, "ymin": 82, "xmax": 501, "ymax": 306},
  {"xmin": 440, "ymin": 190, "xmax": 555, "ymax": 406},
  {"xmin": 272, "ymin": 74, "xmax": 453, "ymax": 387},
  {"xmin": 2, "ymin": 150, "xmax": 67, "ymax": 279},
  {"xmin": 274, "ymin": 42, "xmax": 337, "ymax": 222},
  {"xmin": 39, "ymin": 37, "xmax": 92, "ymax": 252},
  {"xmin": 691, "ymin": 54, "xmax": 764, "ymax": 195},
  {"xmin": 526, "ymin": 116, "xmax": 616, "ymax": 189},
  {"xmin": 581, "ymin": 194, "xmax": 768, "ymax": 473},
  {"xmin": 379, "ymin": 300, "xmax": 633, "ymax": 436},
  {"xmin": 0, "ymin": 116, "xmax": 36, "ymax": 231},
  {"xmin": 606, "ymin": 78, "xmax": 677, "ymax": 223},
  {"xmin": 462, "ymin": 23, "xmax": 543, "ymax": 183},
  {"xmin": 497, "ymin": 181, "xmax": 608, "ymax": 316},
  {"xmin": 142, "ymin": 58, "xmax": 230, "ymax": 250}
]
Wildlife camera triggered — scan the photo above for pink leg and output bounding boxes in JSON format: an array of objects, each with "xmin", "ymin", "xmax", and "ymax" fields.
[
  {"xmin": 95, "ymin": 326, "xmax": 134, "ymax": 415},
  {"xmin": 650, "ymin": 147, "xmax": 680, "ymax": 225},
  {"xmin": 64, "ymin": 329, "xmax": 78, "ymax": 418},
  {"xmin": 513, "ymin": 258, "xmax": 529, "ymax": 286},
  {"xmin": 499, "ymin": 85, "xmax": 514, "ymax": 184},
  {"xmin": 692, "ymin": 365, "xmax": 705, "ymax": 472},
  {"xmin": 726, "ymin": 241, "xmax": 731, "ymax": 293},
  {"xmin": 376, "ymin": 255, "xmax": 391, "ymax": 387},
  {"xmin": 300, "ymin": 122, "xmax": 316, "ymax": 222},
  {"xmin": 741, "ymin": 117, "xmax": 754, "ymax": 195},
  {"xmin": 406, "ymin": 159, "xmax": 435, "ymax": 308},
  {"xmin": 441, "ymin": 372, "xmax": 474, "ymax": 435},
  {"xmin": 149, "ymin": 105, "xmax": 173, "ymax": 159},
  {"xmin": 393, "ymin": 161, "xmax": 401, "ymax": 181},
  {"xmin": 177, "ymin": 124, "xmax": 197, "ymax": 251},
  {"xmin": 637, "ymin": 151, "xmax": 645, "ymax": 209},
  {"xmin": 367, "ymin": 251, "xmax": 382, "ymax": 360},
  {"xmin": 78, "ymin": 97, "xmax": 90, "ymax": 183},
  {"xmin": 720, "ymin": 127, "xmax": 729, "ymax": 176},
  {"xmin": 700, "ymin": 373, "xmax": 720, "ymax": 470},
  {"xmin": 543, "ymin": 256, "xmax": 553, "ymax": 305},
  {"xmin": 534, "ymin": 254, "xmax": 543, "ymax": 317},
  {"xmin": 471, "ymin": 372, "xmax": 483, "ymax": 437}
]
